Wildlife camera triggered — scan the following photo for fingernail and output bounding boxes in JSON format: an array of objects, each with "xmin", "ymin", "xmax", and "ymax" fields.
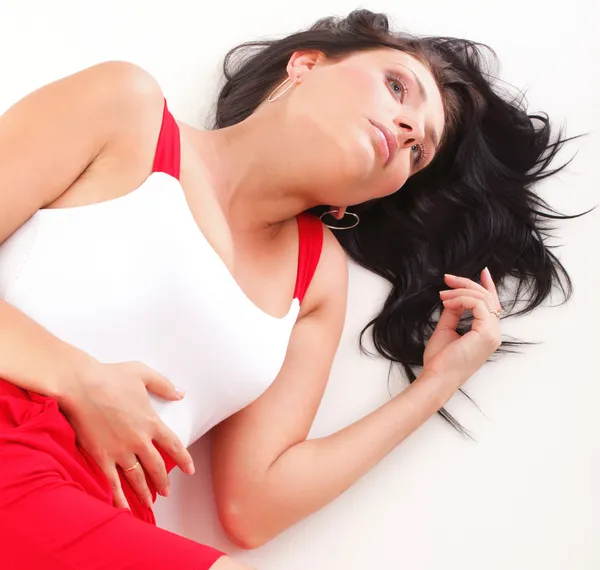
[
  {"xmin": 444, "ymin": 273, "xmax": 456, "ymax": 279},
  {"xmin": 146, "ymin": 496, "xmax": 154, "ymax": 508},
  {"xmin": 162, "ymin": 487, "xmax": 170, "ymax": 498},
  {"xmin": 175, "ymin": 388, "xmax": 185, "ymax": 398},
  {"xmin": 484, "ymin": 267, "xmax": 492, "ymax": 277},
  {"xmin": 185, "ymin": 463, "xmax": 195, "ymax": 475}
]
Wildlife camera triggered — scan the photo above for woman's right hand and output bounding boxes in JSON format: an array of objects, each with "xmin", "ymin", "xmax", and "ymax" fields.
[{"xmin": 57, "ymin": 359, "xmax": 194, "ymax": 510}]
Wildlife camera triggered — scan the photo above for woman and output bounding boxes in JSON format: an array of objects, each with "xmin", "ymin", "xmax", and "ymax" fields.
[{"xmin": 0, "ymin": 9, "xmax": 573, "ymax": 570}]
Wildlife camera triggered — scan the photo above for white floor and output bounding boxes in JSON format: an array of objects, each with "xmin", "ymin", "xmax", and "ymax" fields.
[{"xmin": 2, "ymin": 1, "xmax": 598, "ymax": 568}]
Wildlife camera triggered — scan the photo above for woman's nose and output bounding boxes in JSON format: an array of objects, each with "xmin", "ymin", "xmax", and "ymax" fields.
[{"xmin": 394, "ymin": 113, "xmax": 425, "ymax": 148}]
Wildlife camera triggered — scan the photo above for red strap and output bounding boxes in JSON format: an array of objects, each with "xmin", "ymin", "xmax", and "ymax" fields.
[
  {"xmin": 293, "ymin": 213, "xmax": 324, "ymax": 304},
  {"xmin": 152, "ymin": 99, "xmax": 181, "ymax": 180}
]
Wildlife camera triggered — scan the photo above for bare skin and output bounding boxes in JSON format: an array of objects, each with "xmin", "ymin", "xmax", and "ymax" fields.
[
  {"xmin": 0, "ymin": 50, "xmax": 501, "ymax": 565},
  {"xmin": 212, "ymin": 557, "xmax": 254, "ymax": 570}
]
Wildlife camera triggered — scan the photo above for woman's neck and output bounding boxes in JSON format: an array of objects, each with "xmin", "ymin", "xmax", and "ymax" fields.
[{"xmin": 190, "ymin": 112, "xmax": 317, "ymax": 233}]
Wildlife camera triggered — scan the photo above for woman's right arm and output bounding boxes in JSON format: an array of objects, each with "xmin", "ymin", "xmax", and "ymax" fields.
[
  {"xmin": 0, "ymin": 61, "xmax": 194, "ymax": 508},
  {"xmin": 0, "ymin": 60, "xmax": 149, "ymax": 394}
]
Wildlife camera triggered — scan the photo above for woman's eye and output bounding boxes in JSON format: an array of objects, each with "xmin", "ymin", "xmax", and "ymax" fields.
[
  {"xmin": 411, "ymin": 143, "xmax": 428, "ymax": 166},
  {"xmin": 387, "ymin": 75, "xmax": 406, "ymax": 99}
]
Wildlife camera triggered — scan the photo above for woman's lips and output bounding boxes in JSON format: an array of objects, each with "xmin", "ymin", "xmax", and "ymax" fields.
[{"xmin": 369, "ymin": 120, "xmax": 398, "ymax": 167}]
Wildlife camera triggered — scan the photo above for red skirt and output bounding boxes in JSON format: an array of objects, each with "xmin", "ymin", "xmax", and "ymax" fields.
[{"xmin": 0, "ymin": 378, "xmax": 225, "ymax": 569}]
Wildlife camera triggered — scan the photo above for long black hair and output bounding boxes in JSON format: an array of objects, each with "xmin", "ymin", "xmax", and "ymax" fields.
[{"xmin": 213, "ymin": 9, "xmax": 580, "ymax": 433}]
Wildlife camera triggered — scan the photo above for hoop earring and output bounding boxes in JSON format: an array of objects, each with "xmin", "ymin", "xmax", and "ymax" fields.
[
  {"xmin": 268, "ymin": 77, "xmax": 298, "ymax": 102},
  {"xmin": 319, "ymin": 210, "xmax": 360, "ymax": 230}
]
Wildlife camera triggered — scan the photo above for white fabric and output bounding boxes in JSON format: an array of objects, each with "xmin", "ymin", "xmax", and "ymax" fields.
[{"xmin": 0, "ymin": 172, "xmax": 300, "ymax": 446}]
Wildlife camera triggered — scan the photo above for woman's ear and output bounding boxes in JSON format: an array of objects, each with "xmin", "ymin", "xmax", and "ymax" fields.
[
  {"xmin": 333, "ymin": 207, "xmax": 347, "ymax": 220},
  {"xmin": 286, "ymin": 50, "xmax": 325, "ymax": 82}
]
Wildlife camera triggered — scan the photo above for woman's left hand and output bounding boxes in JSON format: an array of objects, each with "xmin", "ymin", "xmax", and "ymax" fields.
[{"xmin": 423, "ymin": 268, "xmax": 502, "ymax": 387}]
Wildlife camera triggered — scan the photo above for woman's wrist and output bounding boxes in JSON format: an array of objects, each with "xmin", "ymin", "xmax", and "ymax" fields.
[
  {"xmin": 407, "ymin": 368, "xmax": 463, "ymax": 412},
  {"xmin": 51, "ymin": 345, "xmax": 99, "ymax": 409}
]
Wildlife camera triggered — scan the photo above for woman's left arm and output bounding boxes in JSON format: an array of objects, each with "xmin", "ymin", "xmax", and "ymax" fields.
[{"xmin": 211, "ymin": 230, "xmax": 501, "ymax": 549}]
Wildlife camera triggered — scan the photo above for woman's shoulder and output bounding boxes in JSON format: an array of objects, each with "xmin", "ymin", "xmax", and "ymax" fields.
[
  {"xmin": 299, "ymin": 222, "xmax": 349, "ymax": 319},
  {"xmin": 76, "ymin": 60, "xmax": 162, "ymax": 101},
  {"xmin": 321, "ymin": 224, "xmax": 348, "ymax": 274},
  {"xmin": 0, "ymin": 61, "xmax": 168, "ymax": 243},
  {"xmin": 14, "ymin": 61, "xmax": 169, "ymax": 213},
  {"xmin": 34, "ymin": 60, "xmax": 167, "ymax": 149},
  {"xmin": 65, "ymin": 61, "xmax": 168, "ymax": 181},
  {"xmin": 71, "ymin": 60, "xmax": 165, "ymax": 130}
]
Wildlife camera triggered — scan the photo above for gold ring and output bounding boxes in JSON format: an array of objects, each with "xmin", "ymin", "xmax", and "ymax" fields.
[
  {"xmin": 122, "ymin": 460, "xmax": 140, "ymax": 473},
  {"xmin": 490, "ymin": 309, "xmax": 502, "ymax": 319}
]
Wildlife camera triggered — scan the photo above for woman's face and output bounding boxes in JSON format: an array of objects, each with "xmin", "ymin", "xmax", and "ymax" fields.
[{"xmin": 281, "ymin": 47, "xmax": 445, "ymax": 210}]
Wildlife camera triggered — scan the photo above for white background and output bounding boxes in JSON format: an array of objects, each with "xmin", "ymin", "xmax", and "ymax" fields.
[{"xmin": 1, "ymin": 1, "xmax": 598, "ymax": 568}]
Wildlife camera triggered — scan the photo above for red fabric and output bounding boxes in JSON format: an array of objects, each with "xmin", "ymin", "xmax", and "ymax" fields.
[
  {"xmin": 152, "ymin": 99, "xmax": 181, "ymax": 180},
  {"xmin": 0, "ymin": 379, "xmax": 225, "ymax": 569},
  {"xmin": 293, "ymin": 213, "xmax": 324, "ymax": 303}
]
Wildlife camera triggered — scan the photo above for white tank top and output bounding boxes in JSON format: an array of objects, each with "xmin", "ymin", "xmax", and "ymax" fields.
[{"xmin": 0, "ymin": 100, "xmax": 324, "ymax": 447}]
